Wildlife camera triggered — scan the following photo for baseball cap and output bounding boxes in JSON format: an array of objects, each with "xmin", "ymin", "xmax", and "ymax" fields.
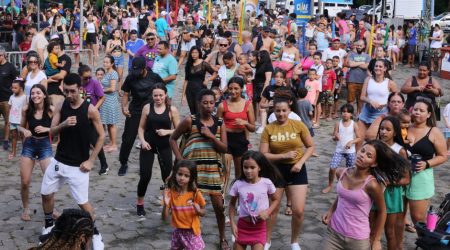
[
  {"xmin": 277, "ymin": 15, "xmax": 284, "ymax": 19},
  {"xmin": 50, "ymin": 34, "xmax": 60, "ymax": 40},
  {"xmin": 39, "ymin": 21, "xmax": 50, "ymax": 30},
  {"xmin": 161, "ymin": 11, "xmax": 167, "ymax": 16},
  {"xmin": 332, "ymin": 38, "xmax": 340, "ymax": 42},
  {"xmin": 130, "ymin": 56, "xmax": 147, "ymax": 77}
]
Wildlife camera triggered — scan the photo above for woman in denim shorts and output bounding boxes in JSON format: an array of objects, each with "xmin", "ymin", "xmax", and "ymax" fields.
[{"xmin": 18, "ymin": 84, "xmax": 53, "ymax": 221}]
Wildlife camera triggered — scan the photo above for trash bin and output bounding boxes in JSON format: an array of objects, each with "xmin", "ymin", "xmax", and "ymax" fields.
[{"xmin": 440, "ymin": 46, "xmax": 450, "ymax": 80}]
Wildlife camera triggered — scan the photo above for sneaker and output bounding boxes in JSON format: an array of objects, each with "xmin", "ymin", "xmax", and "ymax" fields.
[
  {"xmin": 3, "ymin": 140, "xmax": 9, "ymax": 150},
  {"xmin": 291, "ymin": 243, "xmax": 301, "ymax": 250},
  {"xmin": 256, "ymin": 127, "xmax": 265, "ymax": 134},
  {"xmin": 99, "ymin": 166, "xmax": 109, "ymax": 175},
  {"xmin": 41, "ymin": 225, "xmax": 54, "ymax": 235},
  {"xmin": 137, "ymin": 205, "xmax": 146, "ymax": 217},
  {"xmin": 92, "ymin": 233, "xmax": 105, "ymax": 250},
  {"xmin": 118, "ymin": 164, "xmax": 128, "ymax": 176},
  {"xmin": 264, "ymin": 241, "xmax": 271, "ymax": 250}
]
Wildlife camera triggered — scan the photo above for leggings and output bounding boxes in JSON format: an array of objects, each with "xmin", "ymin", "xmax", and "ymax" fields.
[
  {"xmin": 137, "ymin": 146, "xmax": 173, "ymax": 197},
  {"xmin": 119, "ymin": 112, "xmax": 141, "ymax": 165},
  {"xmin": 185, "ymin": 83, "xmax": 205, "ymax": 115}
]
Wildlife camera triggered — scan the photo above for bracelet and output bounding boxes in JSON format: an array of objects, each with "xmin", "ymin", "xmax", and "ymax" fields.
[{"xmin": 425, "ymin": 161, "xmax": 430, "ymax": 169}]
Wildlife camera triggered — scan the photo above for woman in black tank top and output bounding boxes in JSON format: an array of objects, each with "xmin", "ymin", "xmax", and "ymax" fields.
[
  {"xmin": 18, "ymin": 84, "xmax": 53, "ymax": 221},
  {"xmin": 135, "ymin": 84, "xmax": 180, "ymax": 216},
  {"xmin": 405, "ymin": 100, "xmax": 447, "ymax": 227}
]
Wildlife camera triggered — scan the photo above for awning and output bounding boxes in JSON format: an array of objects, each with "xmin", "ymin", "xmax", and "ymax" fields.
[{"xmin": 321, "ymin": 0, "xmax": 353, "ymax": 4}]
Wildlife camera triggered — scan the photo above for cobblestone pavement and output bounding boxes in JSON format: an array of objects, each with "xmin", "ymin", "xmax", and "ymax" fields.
[{"xmin": 0, "ymin": 62, "xmax": 449, "ymax": 249}]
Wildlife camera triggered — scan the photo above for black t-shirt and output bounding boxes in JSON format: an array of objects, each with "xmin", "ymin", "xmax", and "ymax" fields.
[
  {"xmin": 253, "ymin": 62, "xmax": 274, "ymax": 88},
  {"xmin": 262, "ymin": 85, "xmax": 296, "ymax": 101},
  {"xmin": 122, "ymin": 71, "xmax": 164, "ymax": 114},
  {"xmin": 59, "ymin": 54, "xmax": 72, "ymax": 74},
  {"xmin": 0, "ymin": 62, "xmax": 18, "ymax": 102}
]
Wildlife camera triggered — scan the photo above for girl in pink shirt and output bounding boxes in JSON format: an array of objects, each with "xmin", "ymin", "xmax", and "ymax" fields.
[
  {"xmin": 321, "ymin": 140, "xmax": 409, "ymax": 250},
  {"xmin": 335, "ymin": 12, "xmax": 350, "ymax": 46}
]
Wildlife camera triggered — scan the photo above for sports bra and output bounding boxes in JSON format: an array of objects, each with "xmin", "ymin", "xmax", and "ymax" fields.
[{"xmin": 223, "ymin": 100, "xmax": 250, "ymax": 129}]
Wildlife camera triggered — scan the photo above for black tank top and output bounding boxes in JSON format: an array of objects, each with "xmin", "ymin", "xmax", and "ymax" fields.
[
  {"xmin": 145, "ymin": 103, "xmax": 171, "ymax": 149},
  {"xmin": 28, "ymin": 113, "xmax": 52, "ymax": 137},
  {"xmin": 405, "ymin": 76, "xmax": 436, "ymax": 109},
  {"xmin": 407, "ymin": 128, "xmax": 436, "ymax": 161},
  {"xmin": 55, "ymin": 100, "xmax": 91, "ymax": 166}
]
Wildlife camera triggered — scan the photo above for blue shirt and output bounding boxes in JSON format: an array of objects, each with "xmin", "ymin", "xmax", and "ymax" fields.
[
  {"xmin": 155, "ymin": 17, "xmax": 169, "ymax": 38},
  {"xmin": 151, "ymin": 54, "xmax": 178, "ymax": 98},
  {"xmin": 126, "ymin": 38, "xmax": 145, "ymax": 69},
  {"xmin": 408, "ymin": 27, "xmax": 417, "ymax": 45}
]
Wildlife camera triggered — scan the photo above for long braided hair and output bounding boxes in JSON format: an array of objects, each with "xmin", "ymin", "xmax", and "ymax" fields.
[{"xmin": 29, "ymin": 209, "xmax": 94, "ymax": 250}]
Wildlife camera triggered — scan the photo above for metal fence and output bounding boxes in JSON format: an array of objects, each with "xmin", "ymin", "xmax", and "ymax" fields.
[{"xmin": 6, "ymin": 49, "xmax": 94, "ymax": 72}]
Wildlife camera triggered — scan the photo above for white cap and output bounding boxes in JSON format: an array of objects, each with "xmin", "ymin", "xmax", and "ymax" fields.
[
  {"xmin": 161, "ymin": 11, "xmax": 167, "ymax": 16},
  {"xmin": 50, "ymin": 34, "xmax": 59, "ymax": 40},
  {"xmin": 277, "ymin": 15, "xmax": 284, "ymax": 19}
]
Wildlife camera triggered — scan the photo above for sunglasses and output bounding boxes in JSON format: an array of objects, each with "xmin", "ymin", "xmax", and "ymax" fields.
[
  {"xmin": 219, "ymin": 44, "xmax": 228, "ymax": 47},
  {"xmin": 28, "ymin": 60, "xmax": 38, "ymax": 64},
  {"xmin": 146, "ymin": 37, "xmax": 155, "ymax": 41}
]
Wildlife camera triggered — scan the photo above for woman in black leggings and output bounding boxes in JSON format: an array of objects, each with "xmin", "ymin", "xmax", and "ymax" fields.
[
  {"xmin": 182, "ymin": 46, "xmax": 217, "ymax": 114},
  {"xmin": 136, "ymin": 83, "xmax": 180, "ymax": 216}
]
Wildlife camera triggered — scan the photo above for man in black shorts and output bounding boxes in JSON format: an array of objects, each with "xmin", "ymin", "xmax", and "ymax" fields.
[
  {"xmin": 118, "ymin": 57, "xmax": 164, "ymax": 176},
  {"xmin": 41, "ymin": 73, "xmax": 105, "ymax": 250}
]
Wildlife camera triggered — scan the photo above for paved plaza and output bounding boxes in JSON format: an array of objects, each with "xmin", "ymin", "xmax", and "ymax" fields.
[{"xmin": 0, "ymin": 64, "xmax": 449, "ymax": 249}]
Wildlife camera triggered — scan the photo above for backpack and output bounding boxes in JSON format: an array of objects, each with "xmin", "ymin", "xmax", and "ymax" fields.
[{"xmin": 255, "ymin": 34, "xmax": 263, "ymax": 51}]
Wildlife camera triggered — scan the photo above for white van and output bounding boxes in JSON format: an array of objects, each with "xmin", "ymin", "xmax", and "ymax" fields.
[
  {"xmin": 282, "ymin": 0, "xmax": 351, "ymax": 17},
  {"xmin": 432, "ymin": 12, "xmax": 450, "ymax": 33}
]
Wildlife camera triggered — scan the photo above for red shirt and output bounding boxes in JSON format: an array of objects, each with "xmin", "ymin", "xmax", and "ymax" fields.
[{"xmin": 322, "ymin": 69, "xmax": 337, "ymax": 91}]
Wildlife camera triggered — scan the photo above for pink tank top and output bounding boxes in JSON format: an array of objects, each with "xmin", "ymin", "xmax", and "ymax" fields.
[{"xmin": 330, "ymin": 169, "xmax": 375, "ymax": 240}]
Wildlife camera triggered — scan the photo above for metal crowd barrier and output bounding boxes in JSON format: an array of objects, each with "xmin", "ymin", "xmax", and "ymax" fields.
[{"xmin": 5, "ymin": 49, "xmax": 94, "ymax": 72}]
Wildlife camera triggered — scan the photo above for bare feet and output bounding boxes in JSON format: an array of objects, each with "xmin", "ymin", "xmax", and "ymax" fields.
[
  {"xmin": 21, "ymin": 208, "xmax": 31, "ymax": 221},
  {"xmin": 105, "ymin": 145, "xmax": 118, "ymax": 153},
  {"xmin": 8, "ymin": 153, "xmax": 15, "ymax": 160},
  {"xmin": 322, "ymin": 185, "xmax": 333, "ymax": 194}
]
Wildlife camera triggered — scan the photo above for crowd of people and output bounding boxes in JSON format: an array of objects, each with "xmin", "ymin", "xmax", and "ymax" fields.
[{"xmin": 0, "ymin": 1, "xmax": 449, "ymax": 250}]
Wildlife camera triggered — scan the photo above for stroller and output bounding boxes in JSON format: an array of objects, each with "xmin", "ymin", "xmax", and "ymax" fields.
[{"xmin": 415, "ymin": 193, "xmax": 450, "ymax": 250}]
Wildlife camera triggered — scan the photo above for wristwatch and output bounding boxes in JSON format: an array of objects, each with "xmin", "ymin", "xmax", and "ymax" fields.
[{"xmin": 425, "ymin": 161, "xmax": 430, "ymax": 169}]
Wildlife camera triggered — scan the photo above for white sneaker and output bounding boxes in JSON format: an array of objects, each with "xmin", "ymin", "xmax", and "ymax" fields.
[
  {"xmin": 41, "ymin": 225, "xmax": 54, "ymax": 235},
  {"xmin": 264, "ymin": 241, "xmax": 271, "ymax": 250},
  {"xmin": 291, "ymin": 243, "xmax": 302, "ymax": 250},
  {"xmin": 92, "ymin": 233, "xmax": 104, "ymax": 250},
  {"xmin": 256, "ymin": 126, "xmax": 265, "ymax": 134}
]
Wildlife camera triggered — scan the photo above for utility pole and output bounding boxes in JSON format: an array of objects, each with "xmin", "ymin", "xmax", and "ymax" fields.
[{"xmin": 80, "ymin": 0, "xmax": 83, "ymax": 50}]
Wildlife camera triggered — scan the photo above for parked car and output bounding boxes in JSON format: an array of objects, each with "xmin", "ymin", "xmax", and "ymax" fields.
[{"xmin": 432, "ymin": 12, "xmax": 450, "ymax": 33}]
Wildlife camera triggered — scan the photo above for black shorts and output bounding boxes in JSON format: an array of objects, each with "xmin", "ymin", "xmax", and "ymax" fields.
[
  {"xmin": 86, "ymin": 33, "xmax": 97, "ymax": 45},
  {"xmin": 277, "ymin": 163, "xmax": 308, "ymax": 186},
  {"xmin": 47, "ymin": 82, "xmax": 64, "ymax": 96},
  {"xmin": 407, "ymin": 44, "xmax": 416, "ymax": 55},
  {"xmin": 227, "ymin": 131, "xmax": 249, "ymax": 157},
  {"xmin": 253, "ymin": 84, "xmax": 264, "ymax": 103}
]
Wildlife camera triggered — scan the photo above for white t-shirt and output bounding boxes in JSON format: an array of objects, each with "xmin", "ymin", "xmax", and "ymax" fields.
[
  {"xmin": 8, "ymin": 94, "xmax": 27, "ymax": 124},
  {"xmin": 86, "ymin": 22, "xmax": 96, "ymax": 33},
  {"xmin": 30, "ymin": 33, "xmax": 49, "ymax": 59},
  {"xmin": 181, "ymin": 39, "xmax": 197, "ymax": 52},
  {"xmin": 430, "ymin": 30, "xmax": 443, "ymax": 49},
  {"xmin": 268, "ymin": 112, "xmax": 301, "ymax": 123},
  {"xmin": 322, "ymin": 48, "xmax": 347, "ymax": 68},
  {"xmin": 310, "ymin": 64, "xmax": 324, "ymax": 91},
  {"xmin": 25, "ymin": 70, "xmax": 47, "ymax": 96},
  {"xmin": 129, "ymin": 17, "xmax": 139, "ymax": 31}
]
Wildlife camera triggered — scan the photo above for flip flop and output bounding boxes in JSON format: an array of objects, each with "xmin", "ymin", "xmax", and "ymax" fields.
[
  {"xmin": 285, "ymin": 205, "xmax": 292, "ymax": 216},
  {"xmin": 220, "ymin": 239, "xmax": 231, "ymax": 250},
  {"xmin": 405, "ymin": 223, "xmax": 416, "ymax": 233},
  {"xmin": 8, "ymin": 153, "xmax": 15, "ymax": 160}
]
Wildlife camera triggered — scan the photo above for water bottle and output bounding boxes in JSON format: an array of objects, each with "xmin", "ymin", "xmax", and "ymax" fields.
[{"xmin": 440, "ymin": 221, "xmax": 450, "ymax": 245}]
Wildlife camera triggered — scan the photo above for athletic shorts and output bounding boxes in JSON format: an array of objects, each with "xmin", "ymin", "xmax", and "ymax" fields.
[
  {"xmin": 21, "ymin": 137, "xmax": 53, "ymax": 160},
  {"xmin": 227, "ymin": 131, "xmax": 249, "ymax": 157},
  {"xmin": 330, "ymin": 152, "xmax": 356, "ymax": 169},
  {"xmin": 320, "ymin": 90, "xmax": 334, "ymax": 105},
  {"xmin": 86, "ymin": 33, "xmax": 97, "ymax": 45},
  {"xmin": 407, "ymin": 44, "xmax": 416, "ymax": 55},
  {"xmin": 41, "ymin": 158, "xmax": 89, "ymax": 205},
  {"xmin": 277, "ymin": 163, "xmax": 308, "ymax": 186},
  {"xmin": 171, "ymin": 228, "xmax": 205, "ymax": 250}
]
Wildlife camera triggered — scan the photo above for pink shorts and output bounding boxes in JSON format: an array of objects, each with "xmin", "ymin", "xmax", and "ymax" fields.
[
  {"xmin": 273, "ymin": 61, "xmax": 294, "ymax": 78},
  {"xmin": 171, "ymin": 228, "xmax": 205, "ymax": 250},
  {"xmin": 236, "ymin": 218, "xmax": 266, "ymax": 246}
]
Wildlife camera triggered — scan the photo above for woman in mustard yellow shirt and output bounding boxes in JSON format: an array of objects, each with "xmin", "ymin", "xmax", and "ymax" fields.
[{"xmin": 260, "ymin": 97, "xmax": 314, "ymax": 250}]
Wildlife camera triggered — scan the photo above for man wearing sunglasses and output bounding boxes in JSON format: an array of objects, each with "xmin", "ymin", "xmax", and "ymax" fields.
[
  {"xmin": 205, "ymin": 38, "xmax": 233, "ymax": 72},
  {"xmin": 177, "ymin": 30, "xmax": 197, "ymax": 68},
  {"xmin": 135, "ymin": 32, "xmax": 159, "ymax": 70}
]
